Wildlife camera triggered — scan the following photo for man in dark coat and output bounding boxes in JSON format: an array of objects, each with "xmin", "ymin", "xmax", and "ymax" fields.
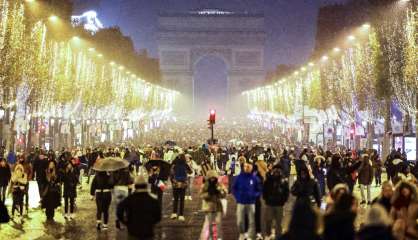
[
  {"xmin": 117, "ymin": 175, "xmax": 161, "ymax": 240},
  {"xmin": 33, "ymin": 153, "xmax": 49, "ymax": 199},
  {"xmin": 0, "ymin": 158, "xmax": 11, "ymax": 203}
]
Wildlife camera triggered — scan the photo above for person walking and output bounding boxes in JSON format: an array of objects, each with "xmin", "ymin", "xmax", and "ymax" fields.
[
  {"xmin": 33, "ymin": 152, "xmax": 49, "ymax": 201},
  {"xmin": 19, "ymin": 155, "xmax": 32, "ymax": 213},
  {"xmin": 41, "ymin": 161, "xmax": 61, "ymax": 221},
  {"xmin": 114, "ymin": 167, "xmax": 134, "ymax": 229},
  {"xmin": 372, "ymin": 181, "xmax": 394, "ymax": 213},
  {"xmin": 62, "ymin": 159, "xmax": 79, "ymax": 220},
  {"xmin": 371, "ymin": 150, "xmax": 382, "ymax": 187},
  {"xmin": 390, "ymin": 181, "xmax": 418, "ymax": 240},
  {"xmin": 148, "ymin": 165, "xmax": 165, "ymax": 209},
  {"xmin": 358, "ymin": 154, "xmax": 374, "ymax": 205},
  {"xmin": 262, "ymin": 164, "xmax": 289, "ymax": 240},
  {"xmin": 117, "ymin": 175, "xmax": 161, "ymax": 240},
  {"xmin": 10, "ymin": 163, "xmax": 27, "ymax": 223},
  {"xmin": 185, "ymin": 154, "xmax": 198, "ymax": 200},
  {"xmin": 226, "ymin": 156, "xmax": 241, "ymax": 194},
  {"xmin": 200, "ymin": 170, "xmax": 227, "ymax": 240},
  {"xmin": 90, "ymin": 171, "xmax": 114, "ymax": 230},
  {"xmin": 170, "ymin": 154, "xmax": 192, "ymax": 221},
  {"xmin": 278, "ymin": 199, "xmax": 321, "ymax": 240},
  {"xmin": 0, "ymin": 158, "xmax": 11, "ymax": 203},
  {"xmin": 291, "ymin": 164, "xmax": 321, "ymax": 207},
  {"xmin": 323, "ymin": 192, "xmax": 358, "ymax": 240},
  {"xmin": 232, "ymin": 162, "xmax": 262, "ymax": 240}
]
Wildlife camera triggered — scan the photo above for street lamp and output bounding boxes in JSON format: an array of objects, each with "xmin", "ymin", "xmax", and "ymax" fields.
[{"xmin": 49, "ymin": 15, "xmax": 58, "ymax": 22}]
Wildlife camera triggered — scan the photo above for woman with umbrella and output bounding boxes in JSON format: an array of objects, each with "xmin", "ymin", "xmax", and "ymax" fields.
[{"xmin": 90, "ymin": 157, "xmax": 128, "ymax": 231}]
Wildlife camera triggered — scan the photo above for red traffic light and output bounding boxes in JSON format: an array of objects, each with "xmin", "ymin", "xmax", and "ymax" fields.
[{"xmin": 209, "ymin": 109, "xmax": 216, "ymax": 124}]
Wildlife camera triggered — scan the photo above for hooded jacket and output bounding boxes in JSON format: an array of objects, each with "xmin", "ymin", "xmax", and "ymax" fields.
[
  {"xmin": 232, "ymin": 172, "xmax": 262, "ymax": 204},
  {"xmin": 390, "ymin": 181, "xmax": 418, "ymax": 240}
]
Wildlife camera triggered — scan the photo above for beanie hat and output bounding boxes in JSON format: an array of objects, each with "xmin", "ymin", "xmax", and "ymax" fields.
[
  {"xmin": 206, "ymin": 170, "xmax": 218, "ymax": 179},
  {"xmin": 134, "ymin": 175, "xmax": 148, "ymax": 188}
]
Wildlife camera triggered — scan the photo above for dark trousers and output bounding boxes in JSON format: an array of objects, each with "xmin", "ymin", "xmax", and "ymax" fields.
[
  {"xmin": 64, "ymin": 197, "xmax": 75, "ymax": 214},
  {"xmin": 37, "ymin": 180, "xmax": 46, "ymax": 198},
  {"xmin": 228, "ymin": 175, "xmax": 235, "ymax": 193},
  {"xmin": 0, "ymin": 185, "xmax": 7, "ymax": 203},
  {"xmin": 96, "ymin": 192, "xmax": 111, "ymax": 224},
  {"xmin": 152, "ymin": 188, "xmax": 163, "ymax": 209},
  {"xmin": 173, "ymin": 188, "xmax": 185, "ymax": 216},
  {"xmin": 46, "ymin": 207, "xmax": 55, "ymax": 220},
  {"xmin": 255, "ymin": 197, "xmax": 262, "ymax": 233},
  {"xmin": 24, "ymin": 185, "xmax": 29, "ymax": 210},
  {"xmin": 375, "ymin": 171, "xmax": 382, "ymax": 186}
]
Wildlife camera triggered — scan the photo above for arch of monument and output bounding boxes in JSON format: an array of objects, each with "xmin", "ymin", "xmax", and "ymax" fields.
[{"xmin": 158, "ymin": 9, "xmax": 266, "ymax": 113}]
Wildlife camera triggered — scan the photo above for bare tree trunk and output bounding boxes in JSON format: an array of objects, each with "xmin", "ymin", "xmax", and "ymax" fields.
[
  {"xmin": 416, "ymin": 95, "xmax": 418, "ymax": 161},
  {"xmin": 367, "ymin": 121, "xmax": 375, "ymax": 150},
  {"xmin": 382, "ymin": 98, "xmax": 392, "ymax": 162}
]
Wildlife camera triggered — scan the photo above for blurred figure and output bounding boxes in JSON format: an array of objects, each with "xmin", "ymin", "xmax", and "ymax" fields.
[
  {"xmin": 278, "ymin": 199, "xmax": 321, "ymax": 240},
  {"xmin": 323, "ymin": 193, "xmax": 358, "ymax": 240},
  {"xmin": 114, "ymin": 168, "xmax": 134, "ymax": 229},
  {"xmin": 0, "ymin": 158, "xmax": 11, "ymax": 203},
  {"xmin": 390, "ymin": 181, "xmax": 418, "ymax": 240},
  {"xmin": 200, "ymin": 170, "xmax": 227, "ymax": 240},
  {"xmin": 262, "ymin": 164, "xmax": 289, "ymax": 239},
  {"xmin": 117, "ymin": 175, "xmax": 161, "ymax": 240},
  {"xmin": 226, "ymin": 156, "xmax": 241, "ymax": 194},
  {"xmin": 357, "ymin": 204, "xmax": 395, "ymax": 240},
  {"xmin": 372, "ymin": 181, "xmax": 393, "ymax": 213},
  {"xmin": 291, "ymin": 164, "xmax": 321, "ymax": 207}
]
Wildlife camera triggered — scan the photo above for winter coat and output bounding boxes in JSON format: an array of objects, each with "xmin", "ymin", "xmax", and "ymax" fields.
[
  {"xmin": 358, "ymin": 160, "xmax": 374, "ymax": 185},
  {"xmin": 0, "ymin": 164, "xmax": 11, "ymax": 186},
  {"xmin": 326, "ymin": 167, "xmax": 345, "ymax": 191},
  {"xmin": 117, "ymin": 189, "xmax": 161, "ymax": 239},
  {"xmin": 390, "ymin": 181, "xmax": 418, "ymax": 240},
  {"xmin": 41, "ymin": 175, "xmax": 61, "ymax": 209},
  {"xmin": 62, "ymin": 166, "xmax": 79, "ymax": 198},
  {"xmin": 200, "ymin": 181, "xmax": 227, "ymax": 213},
  {"xmin": 323, "ymin": 211, "xmax": 356, "ymax": 240},
  {"xmin": 33, "ymin": 158, "xmax": 48, "ymax": 183},
  {"xmin": 90, "ymin": 173, "xmax": 114, "ymax": 196},
  {"xmin": 280, "ymin": 156, "xmax": 291, "ymax": 177},
  {"xmin": 291, "ymin": 178, "xmax": 321, "ymax": 207},
  {"xmin": 356, "ymin": 226, "xmax": 396, "ymax": 240},
  {"xmin": 263, "ymin": 172, "xmax": 289, "ymax": 206},
  {"xmin": 232, "ymin": 172, "xmax": 262, "ymax": 204}
]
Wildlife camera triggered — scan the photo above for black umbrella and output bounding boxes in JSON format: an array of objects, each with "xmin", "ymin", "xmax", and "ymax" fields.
[
  {"xmin": 145, "ymin": 159, "xmax": 171, "ymax": 181},
  {"xmin": 165, "ymin": 140, "xmax": 176, "ymax": 146}
]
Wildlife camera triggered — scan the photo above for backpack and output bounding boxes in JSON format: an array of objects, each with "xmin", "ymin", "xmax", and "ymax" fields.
[{"xmin": 174, "ymin": 164, "xmax": 188, "ymax": 182}]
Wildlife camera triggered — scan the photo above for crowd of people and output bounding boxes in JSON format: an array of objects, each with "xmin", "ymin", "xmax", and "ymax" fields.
[{"xmin": 0, "ymin": 121, "xmax": 417, "ymax": 240}]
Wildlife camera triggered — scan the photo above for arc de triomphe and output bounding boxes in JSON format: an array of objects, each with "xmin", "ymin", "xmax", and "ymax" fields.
[{"xmin": 158, "ymin": 9, "xmax": 266, "ymax": 113}]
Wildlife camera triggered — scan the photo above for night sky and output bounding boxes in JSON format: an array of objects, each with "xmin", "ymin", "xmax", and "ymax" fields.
[
  {"xmin": 73, "ymin": 0, "xmax": 348, "ymax": 69},
  {"xmin": 73, "ymin": 0, "xmax": 347, "ymax": 111}
]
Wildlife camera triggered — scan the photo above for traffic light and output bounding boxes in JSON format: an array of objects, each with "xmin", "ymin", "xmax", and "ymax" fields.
[{"xmin": 209, "ymin": 109, "xmax": 216, "ymax": 124}]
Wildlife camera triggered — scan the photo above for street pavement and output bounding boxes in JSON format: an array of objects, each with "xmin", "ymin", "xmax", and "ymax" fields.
[{"xmin": 0, "ymin": 175, "xmax": 384, "ymax": 240}]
